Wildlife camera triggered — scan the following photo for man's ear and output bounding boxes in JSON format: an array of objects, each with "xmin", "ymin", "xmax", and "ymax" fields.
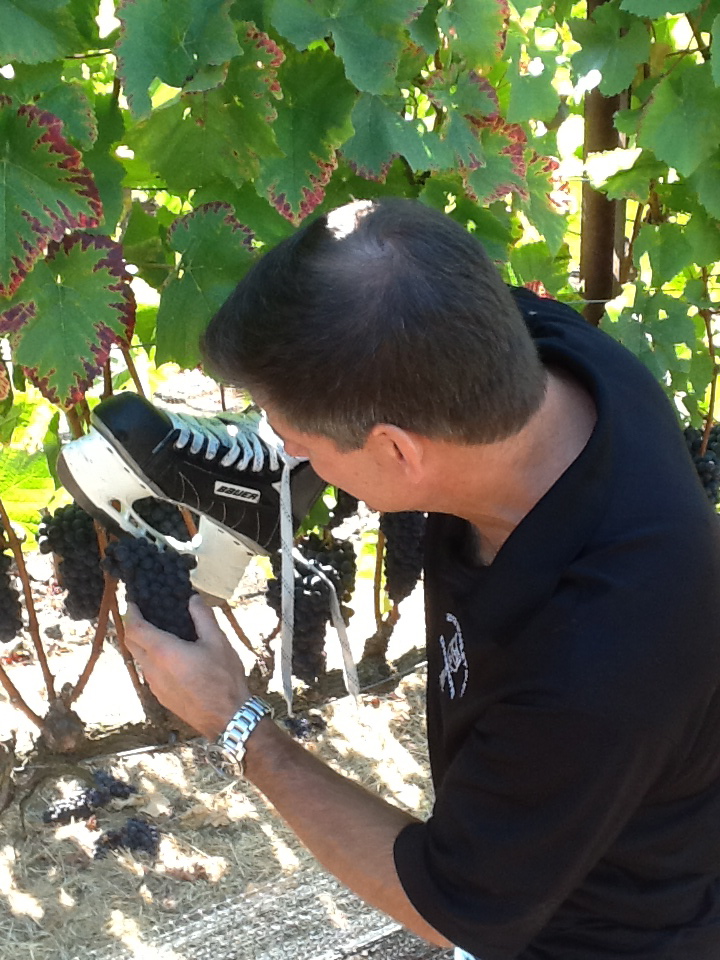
[{"xmin": 367, "ymin": 424, "xmax": 426, "ymax": 483}]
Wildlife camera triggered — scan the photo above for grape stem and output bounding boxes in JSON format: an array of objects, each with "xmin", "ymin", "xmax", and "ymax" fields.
[
  {"xmin": 118, "ymin": 342, "xmax": 147, "ymax": 398},
  {"xmin": 68, "ymin": 575, "xmax": 114, "ymax": 705},
  {"xmin": 220, "ymin": 601, "xmax": 258, "ymax": 657},
  {"xmin": 699, "ymin": 267, "xmax": 717, "ymax": 459},
  {"xmin": 0, "ymin": 498, "xmax": 56, "ymax": 701},
  {"xmin": 0, "ymin": 664, "xmax": 43, "ymax": 730}
]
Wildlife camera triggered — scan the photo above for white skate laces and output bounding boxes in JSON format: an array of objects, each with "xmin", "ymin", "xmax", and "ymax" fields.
[
  {"xmin": 167, "ymin": 411, "xmax": 280, "ymax": 472},
  {"xmin": 166, "ymin": 409, "xmax": 359, "ymax": 715}
]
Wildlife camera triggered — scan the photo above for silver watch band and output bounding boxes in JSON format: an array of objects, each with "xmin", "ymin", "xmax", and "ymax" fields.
[{"xmin": 207, "ymin": 695, "xmax": 274, "ymax": 778}]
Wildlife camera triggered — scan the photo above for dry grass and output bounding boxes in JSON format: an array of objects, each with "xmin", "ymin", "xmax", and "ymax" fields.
[{"xmin": 0, "ymin": 573, "xmax": 432, "ymax": 960}]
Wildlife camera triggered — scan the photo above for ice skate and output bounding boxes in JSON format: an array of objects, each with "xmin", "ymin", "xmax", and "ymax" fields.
[{"xmin": 56, "ymin": 392, "xmax": 326, "ymax": 599}]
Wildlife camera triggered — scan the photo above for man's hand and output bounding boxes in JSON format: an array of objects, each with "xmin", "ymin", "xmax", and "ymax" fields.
[{"xmin": 123, "ymin": 596, "xmax": 250, "ymax": 738}]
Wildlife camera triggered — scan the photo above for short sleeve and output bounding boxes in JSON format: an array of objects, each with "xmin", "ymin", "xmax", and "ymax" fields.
[{"xmin": 393, "ymin": 703, "xmax": 669, "ymax": 960}]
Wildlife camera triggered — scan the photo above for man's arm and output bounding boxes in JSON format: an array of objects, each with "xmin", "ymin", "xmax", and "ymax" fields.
[{"xmin": 123, "ymin": 597, "xmax": 452, "ymax": 950}]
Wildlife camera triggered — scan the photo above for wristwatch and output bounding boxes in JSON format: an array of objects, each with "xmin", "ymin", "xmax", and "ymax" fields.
[{"xmin": 206, "ymin": 695, "xmax": 274, "ymax": 778}]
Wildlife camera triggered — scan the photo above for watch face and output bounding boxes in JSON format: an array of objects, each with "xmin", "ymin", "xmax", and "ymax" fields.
[{"xmin": 205, "ymin": 742, "xmax": 242, "ymax": 779}]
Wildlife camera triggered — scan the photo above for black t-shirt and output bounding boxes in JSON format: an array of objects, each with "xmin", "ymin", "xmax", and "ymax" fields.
[{"xmin": 393, "ymin": 289, "xmax": 720, "ymax": 959}]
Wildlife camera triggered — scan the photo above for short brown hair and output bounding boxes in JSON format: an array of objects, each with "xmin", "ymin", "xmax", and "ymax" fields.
[{"xmin": 202, "ymin": 198, "xmax": 546, "ymax": 450}]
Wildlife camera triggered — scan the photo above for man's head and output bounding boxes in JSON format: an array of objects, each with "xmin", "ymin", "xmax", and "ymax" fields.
[{"xmin": 202, "ymin": 197, "xmax": 546, "ymax": 453}]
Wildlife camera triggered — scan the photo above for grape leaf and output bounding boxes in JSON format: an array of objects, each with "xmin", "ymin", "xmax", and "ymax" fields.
[
  {"xmin": 419, "ymin": 174, "xmax": 512, "ymax": 262},
  {"xmin": 688, "ymin": 152, "xmax": 720, "ymax": 220},
  {"xmin": 634, "ymin": 223, "xmax": 694, "ymax": 287},
  {"xmin": 0, "ymin": 99, "xmax": 102, "ymax": 299},
  {"xmin": 639, "ymin": 64, "xmax": 720, "ymax": 177},
  {"xmin": 713, "ymin": 15, "xmax": 720, "ymax": 87},
  {"xmin": 0, "ymin": 449, "xmax": 54, "ymax": 536},
  {"xmin": 115, "ymin": 0, "xmax": 242, "ymax": 118},
  {"xmin": 156, "ymin": 204, "xmax": 255, "ymax": 368},
  {"xmin": 340, "ymin": 94, "xmax": 433, "ymax": 180},
  {"xmin": 603, "ymin": 153, "xmax": 666, "ymax": 202},
  {"xmin": 0, "ymin": 62, "xmax": 97, "ymax": 149},
  {"xmin": 524, "ymin": 154, "xmax": 568, "ymax": 256},
  {"xmin": 271, "ymin": 0, "xmax": 426, "ymax": 95},
  {"xmin": 0, "ymin": 234, "xmax": 135, "ymax": 407},
  {"xmin": 426, "ymin": 70, "xmax": 498, "ymax": 172},
  {"xmin": 437, "ymin": 0, "xmax": 509, "ymax": 68},
  {"xmin": 463, "ymin": 120, "xmax": 527, "ymax": 206},
  {"xmin": 619, "ymin": 0, "xmax": 699, "ymax": 14},
  {"xmin": 255, "ymin": 48, "xmax": 355, "ymax": 223},
  {"xmin": 506, "ymin": 68, "xmax": 561, "ymax": 124},
  {"xmin": 0, "ymin": 0, "xmax": 83, "ymax": 64},
  {"xmin": 129, "ymin": 87, "xmax": 279, "ymax": 193},
  {"xmin": 571, "ymin": 6, "xmax": 649, "ymax": 97}
]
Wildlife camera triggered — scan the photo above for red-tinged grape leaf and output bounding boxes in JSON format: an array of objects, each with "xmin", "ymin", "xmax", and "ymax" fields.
[
  {"xmin": 437, "ymin": 0, "xmax": 509, "ymax": 68},
  {"xmin": 0, "ymin": 234, "xmax": 135, "ymax": 408},
  {"xmin": 115, "ymin": 0, "xmax": 242, "ymax": 119},
  {"xmin": 340, "ymin": 94, "xmax": 434, "ymax": 181},
  {"xmin": 639, "ymin": 64, "xmax": 720, "ymax": 177},
  {"xmin": 463, "ymin": 119, "xmax": 527, "ymax": 205},
  {"xmin": 0, "ymin": 99, "xmax": 102, "ymax": 299},
  {"xmin": 0, "ymin": 0, "xmax": 83, "ymax": 64},
  {"xmin": 0, "ymin": 62, "xmax": 97, "ymax": 149},
  {"xmin": 425, "ymin": 70, "xmax": 498, "ymax": 172},
  {"xmin": 255, "ymin": 48, "xmax": 355, "ymax": 223},
  {"xmin": 155, "ymin": 204, "xmax": 255, "ymax": 369},
  {"xmin": 271, "ymin": 0, "xmax": 425, "ymax": 95}
]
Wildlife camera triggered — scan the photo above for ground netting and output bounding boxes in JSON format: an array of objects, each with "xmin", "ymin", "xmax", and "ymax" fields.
[{"xmin": 71, "ymin": 865, "xmax": 451, "ymax": 960}]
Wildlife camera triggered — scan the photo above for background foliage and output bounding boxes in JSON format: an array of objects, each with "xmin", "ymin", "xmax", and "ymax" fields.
[{"xmin": 0, "ymin": 0, "xmax": 719, "ymax": 534}]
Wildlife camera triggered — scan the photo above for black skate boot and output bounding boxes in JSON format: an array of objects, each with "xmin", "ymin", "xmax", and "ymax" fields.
[{"xmin": 56, "ymin": 392, "xmax": 326, "ymax": 599}]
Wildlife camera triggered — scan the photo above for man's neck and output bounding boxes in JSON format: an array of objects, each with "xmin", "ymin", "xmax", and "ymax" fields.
[{"xmin": 425, "ymin": 368, "xmax": 597, "ymax": 563}]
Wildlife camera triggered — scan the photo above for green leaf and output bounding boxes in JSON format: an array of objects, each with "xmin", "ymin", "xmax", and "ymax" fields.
[
  {"xmin": 713, "ymin": 15, "xmax": 720, "ymax": 87},
  {"xmin": 69, "ymin": 0, "xmax": 102, "ymax": 48},
  {"xmin": 271, "ymin": 0, "xmax": 425, "ymax": 95},
  {"xmin": 115, "ymin": 0, "xmax": 242, "ymax": 118},
  {"xmin": 634, "ymin": 223, "xmax": 694, "ymax": 287},
  {"xmin": 419, "ymin": 173, "xmax": 512, "ymax": 262},
  {"xmin": 0, "ymin": 448, "xmax": 54, "ymax": 535},
  {"xmin": 687, "ymin": 151, "xmax": 720, "ymax": 220},
  {"xmin": 620, "ymin": 0, "xmax": 700, "ymax": 14},
  {"xmin": 639, "ymin": 64, "xmax": 720, "ymax": 177},
  {"xmin": 0, "ymin": 234, "xmax": 136, "ymax": 407},
  {"xmin": 510, "ymin": 241, "xmax": 571, "ymax": 297},
  {"xmin": 156, "ymin": 204, "xmax": 255, "ymax": 368},
  {"xmin": 507, "ymin": 68, "xmax": 560, "ymax": 124},
  {"xmin": 255, "ymin": 48, "xmax": 355, "ymax": 223},
  {"xmin": 425, "ymin": 70, "xmax": 497, "ymax": 171},
  {"xmin": 0, "ymin": 0, "xmax": 83, "ymax": 63},
  {"xmin": 437, "ymin": 0, "xmax": 509, "ymax": 68},
  {"xmin": 340, "ymin": 94, "xmax": 433, "ymax": 180},
  {"xmin": 0, "ymin": 99, "xmax": 102, "ymax": 298},
  {"xmin": 571, "ymin": 6, "xmax": 649, "ymax": 97},
  {"xmin": 192, "ymin": 181, "xmax": 296, "ymax": 247},
  {"xmin": 524, "ymin": 153, "xmax": 567, "ymax": 256},
  {"xmin": 408, "ymin": 0, "xmax": 440, "ymax": 52},
  {"xmin": 685, "ymin": 211, "xmax": 720, "ymax": 266},
  {"xmin": 603, "ymin": 153, "xmax": 666, "ymax": 202},
  {"xmin": 129, "ymin": 88, "xmax": 278, "ymax": 193},
  {"xmin": 122, "ymin": 201, "xmax": 174, "ymax": 289}
]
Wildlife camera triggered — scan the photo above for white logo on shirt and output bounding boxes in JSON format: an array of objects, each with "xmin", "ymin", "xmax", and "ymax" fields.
[{"xmin": 438, "ymin": 612, "xmax": 468, "ymax": 699}]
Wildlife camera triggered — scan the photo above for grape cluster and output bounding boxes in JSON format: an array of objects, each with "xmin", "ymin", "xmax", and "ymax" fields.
[
  {"xmin": 103, "ymin": 535, "xmax": 197, "ymax": 641},
  {"xmin": 327, "ymin": 488, "xmax": 360, "ymax": 531},
  {"xmin": 94, "ymin": 818, "xmax": 160, "ymax": 859},
  {"xmin": 380, "ymin": 511, "xmax": 427, "ymax": 604},
  {"xmin": 266, "ymin": 533, "xmax": 356, "ymax": 685},
  {"xmin": 38, "ymin": 503, "xmax": 105, "ymax": 619},
  {"xmin": 42, "ymin": 769, "xmax": 137, "ymax": 824},
  {"xmin": 133, "ymin": 497, "xmax": 194, "ymax": 542},
  {"xmin": 684, "ymin": 425, "xmax": 720, "ymax": 504},
  {"xmin": 0, "ymin": 548, "xmax": 23, "ymax": 643}
]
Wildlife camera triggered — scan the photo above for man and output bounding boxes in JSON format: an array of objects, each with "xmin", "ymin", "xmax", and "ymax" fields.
[{"xmin": 124, "ymin": 198, "xmax": 720, "ymax": 959}]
